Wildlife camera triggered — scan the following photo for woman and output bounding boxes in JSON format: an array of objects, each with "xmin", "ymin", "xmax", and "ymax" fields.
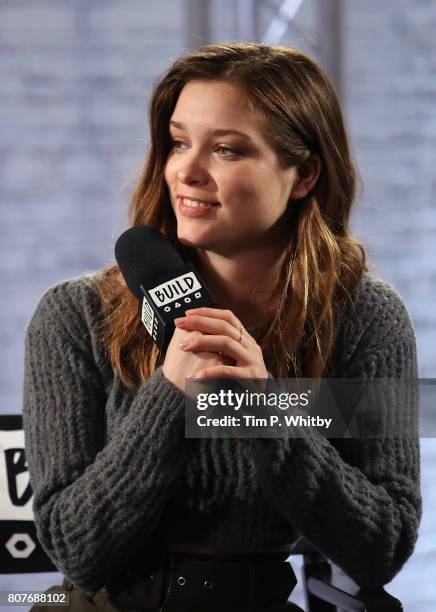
[{"xmin": 23, "ymin": 42, "xmax": 421, "ymax": 611}]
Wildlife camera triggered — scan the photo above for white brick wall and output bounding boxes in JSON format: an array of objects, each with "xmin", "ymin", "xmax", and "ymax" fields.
[
  {"xmin": 0, "ymin": 0, "xmax": 186, "ymax": 414},
  {"xmin": 343, "ymin": 0, "xmax": 436, "ymax": 379}
]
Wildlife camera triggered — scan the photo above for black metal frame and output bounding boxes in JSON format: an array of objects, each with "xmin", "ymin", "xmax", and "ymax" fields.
[{"xmin": 292, "ymin": 537, "xmax": 403, "ymax": 611}]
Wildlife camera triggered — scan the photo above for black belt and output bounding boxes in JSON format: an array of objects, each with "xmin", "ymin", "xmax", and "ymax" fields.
[{"xmin": 108, "ymin": 551, "xmax": 297, "ymax": 611}]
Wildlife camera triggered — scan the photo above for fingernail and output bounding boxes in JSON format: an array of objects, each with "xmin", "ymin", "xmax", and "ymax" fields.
[
  {"xmin": 175, "ymin": 318, "xmax": 187, "ymax": 327},
  {"xmin": 179, "ymin": 341, "xmax": 190, "ymax": 349}
]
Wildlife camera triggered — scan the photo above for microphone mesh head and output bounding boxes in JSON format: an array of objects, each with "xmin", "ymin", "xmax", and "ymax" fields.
[{"xmin": 115, "ymin": 225, "xmax": 184, "ymax": 298}]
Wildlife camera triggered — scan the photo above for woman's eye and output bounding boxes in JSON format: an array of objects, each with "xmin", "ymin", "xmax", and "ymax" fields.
[
  {"xmin": 215, "ymin": 145, "xmax": 240, "ymax": 157},
  {"xmin": 169, "ymin": 139, "xmax": 240, "ymax": 158},
  {"xmin": 170, "ymin": 139, "xmax": 186, "ymax": 152}
]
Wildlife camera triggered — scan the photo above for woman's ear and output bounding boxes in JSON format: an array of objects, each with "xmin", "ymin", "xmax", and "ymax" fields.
[{"xmin": 291, "ymin": 154, "xmax": 322, "ymax": 199}]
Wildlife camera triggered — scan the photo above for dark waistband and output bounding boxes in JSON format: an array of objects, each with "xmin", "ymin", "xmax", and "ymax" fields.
[
  {"xmin": 166, "ymin": 542, "xmax": 295, "ymax": 560},
  {"xmin": 167, "ymin": 546, "xmax": 292, "ymax": 561},
  {"xmin": 108, "ymin": 549, "xmax": 297, "ymax": 611}
]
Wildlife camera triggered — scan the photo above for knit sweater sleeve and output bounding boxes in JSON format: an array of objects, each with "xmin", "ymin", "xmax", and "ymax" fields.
[
  {"xmin": 250, "ymin": 282, "xmax": 422, "ymax": 588},
  {"xmin": 22, "ymin": 279, "xmax": 188, "ymax": 593}
]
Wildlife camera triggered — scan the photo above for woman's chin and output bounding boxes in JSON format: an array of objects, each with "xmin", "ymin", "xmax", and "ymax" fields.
[
  {"xmin": 176, "ymin": 225, "xmax": 239, "ymax": 255},
  {"xmin": 176, "ymin": 231, "xmax": 214, "ymax": 250}
]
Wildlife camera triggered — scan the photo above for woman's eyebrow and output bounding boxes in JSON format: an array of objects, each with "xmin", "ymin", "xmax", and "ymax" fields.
[{"xmin": 169, "ymin": 120, "xmax": 253, "ymax": 142}]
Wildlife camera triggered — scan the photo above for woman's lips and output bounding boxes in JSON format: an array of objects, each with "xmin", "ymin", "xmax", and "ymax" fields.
[{"xmin": 177, "ymin": 196, "xmax": 220, "ymax": 217}]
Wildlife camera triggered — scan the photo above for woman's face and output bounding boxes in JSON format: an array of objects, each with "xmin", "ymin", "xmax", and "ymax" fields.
[{"xmin": 164, "ymin": 79, "xmax": 298, "ymax": 256}]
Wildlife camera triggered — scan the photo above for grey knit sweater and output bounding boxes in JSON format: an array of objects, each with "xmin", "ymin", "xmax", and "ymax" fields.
[{"xmin": 22, "ymin": 270, "xmax": 421, "ymax": 594}]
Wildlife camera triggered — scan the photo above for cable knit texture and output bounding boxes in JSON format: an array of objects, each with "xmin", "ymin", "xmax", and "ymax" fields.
[{"xmin": 22, "ymin": 270, "xmax": 421, "ymax": 594}]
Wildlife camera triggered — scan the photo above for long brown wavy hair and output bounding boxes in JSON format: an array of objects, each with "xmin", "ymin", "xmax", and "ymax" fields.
[{"xmin": 95, "ymin": 42, "xmax": 367, "ymax": 389}]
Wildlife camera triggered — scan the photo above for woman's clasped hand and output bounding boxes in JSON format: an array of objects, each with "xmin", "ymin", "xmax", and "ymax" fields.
[{"xmin": 162, "ymin": 307, "xmax": 269, "ymax": 393}]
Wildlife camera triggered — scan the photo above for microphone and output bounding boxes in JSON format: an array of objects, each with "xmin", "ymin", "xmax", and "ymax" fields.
[{"xmin": 115, "ymin": 225, "xmax": 217, "ymax": 352}]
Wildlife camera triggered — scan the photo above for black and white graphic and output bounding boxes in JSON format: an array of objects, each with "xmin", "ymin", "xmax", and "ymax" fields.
[{"xmin": 0, "ymin": 415, "xmax": 56, "ymax": 573}]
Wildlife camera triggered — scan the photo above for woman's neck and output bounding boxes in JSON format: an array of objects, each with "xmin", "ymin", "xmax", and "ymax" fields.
[{"xmin": 194, "ymin": 246, "xmax": 287, "ymax": 330}]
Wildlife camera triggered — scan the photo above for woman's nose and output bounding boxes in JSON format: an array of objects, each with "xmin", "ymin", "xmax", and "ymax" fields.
[{"xmin": 177, "ymin": 152, "xmax": 209, "ymax": 185}]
